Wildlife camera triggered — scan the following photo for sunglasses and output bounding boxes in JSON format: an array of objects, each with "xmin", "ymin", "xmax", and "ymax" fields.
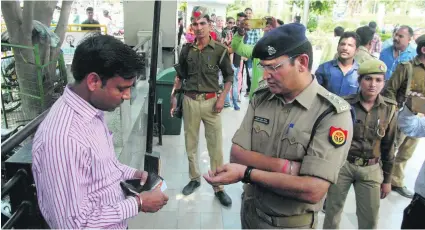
[{"xmin": 192, "ymin": 21, "xmax": 208, "ymax": 26}]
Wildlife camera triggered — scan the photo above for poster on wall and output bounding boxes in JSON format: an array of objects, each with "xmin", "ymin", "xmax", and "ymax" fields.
[{"xmin": 61, "ymin": 32, "xmax": 89, "ymax": 64}]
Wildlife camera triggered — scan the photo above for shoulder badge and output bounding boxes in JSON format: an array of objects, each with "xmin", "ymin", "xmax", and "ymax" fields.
[
  {"xmin": 382, "ymin": 96, "xmax": 398, "ymax": 106},
  {"xmin": 329, "ymin": 126, "xmax": 348, "ymax": 147},
  {"xmin": 342, "ymin": 94, "xmax": 357, "ymax": 104},
  {"xmin": 253, "ymin": 80, "xmax": 269, "ymax": 95},
  {"xmin": 317, "ymin": 87, "xmax": 351, "ymax": 113}
]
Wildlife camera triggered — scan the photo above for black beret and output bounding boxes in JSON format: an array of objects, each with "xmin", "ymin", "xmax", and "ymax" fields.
[{"xmin": 252, "ymin": 23, "xmax": 308, "ymax": 60}]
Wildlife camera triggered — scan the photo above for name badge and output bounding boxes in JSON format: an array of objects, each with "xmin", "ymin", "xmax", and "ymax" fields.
[{"xmin": 254, "ymin": 116, "xmax": 269, "ymax": 125}]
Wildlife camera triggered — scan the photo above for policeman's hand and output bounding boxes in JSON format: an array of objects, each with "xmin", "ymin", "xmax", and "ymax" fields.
[
  {"xmin": 139, "ymin": 188, "xmax": 169, "ymax": 213},
  {"xmin": 134, "ymin": 170, "xmax": 149, "ymax": 186},
  {"xmin": 214, "ymin": 98, "xmax": 225, "ymax": 113},
  {"xmin": 203, "ymin": 163, "xmax": 247, "ymax": 186},
  {"xmin": 380, "ymin": 183, "xmax": 391, "ymax": 199},
  {"xmin": 170, "ymin": 94, "xmax": 177, "ymax": 117}
]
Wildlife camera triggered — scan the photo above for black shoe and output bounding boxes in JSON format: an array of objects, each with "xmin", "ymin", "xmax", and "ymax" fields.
[
  {"xmin": 392, "ymin": 186, "xmax": 414, "ymax": 199},
  {"xmin": 182, "ymin": 181, "xmax": 200, "ymax": 195},
  {"xmin": 215, "ymin": 191, "xmax": 232, "ymax": 207}
]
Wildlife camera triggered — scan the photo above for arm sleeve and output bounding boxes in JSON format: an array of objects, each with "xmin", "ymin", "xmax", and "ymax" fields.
[
  {"xmin": 34, "ymin": 137, "xmax": 138, "ymax": 229},
  {"xmin": 231, "ymin": 34, "xmax": 254, "ymax": 58},
  {"xmin": 117, "ymin": 161, "xmax": 138, "ymax": 180},
  {"xmin": 219, "ymin": 49, "xmax": 234, "ymax": 83},
  {"xmin": 315, "ymin": 64, "xmax": 326, "ymax": 87},
  {"xmin": 398, "ymin": 106, "xmax": 425, "ymax": 137},
  {"xmin": 380, "ymin": 108, "xmax": 397, "ymax": 183},
  {"xmin": 382, "ymin": 64, "xmax": 406, "ymax": 101},
  {"xmin": 299, "ymin": 110, "xmax": 354, "ymax": 184}
]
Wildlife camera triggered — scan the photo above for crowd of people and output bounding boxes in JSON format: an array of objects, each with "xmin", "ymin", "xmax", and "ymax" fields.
[{"xmin": 30, "ymin": 3, "xmax": 424, "ymax": 229}]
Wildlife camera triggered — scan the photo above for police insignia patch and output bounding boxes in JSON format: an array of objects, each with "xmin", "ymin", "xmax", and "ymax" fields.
[
  {"xmin": 267, "ymin": 46, "xmax": 276, "ymax": 56},
  {"xmin": 329, "ymin": 126, "xmax": 347, "ymax": 147},
  {"xmin": 254, "ymin": 116, "xmax": 270, "ymax": 125}
]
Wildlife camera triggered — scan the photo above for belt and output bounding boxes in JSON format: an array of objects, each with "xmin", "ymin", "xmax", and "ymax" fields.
[
  {"xmin": 184, "ymin": 91, "xmax": 217, "ymax": 100},
  {"xmin": 255, "ymin": 208, "xmax": 317, "ymax": 228},
  {"xmin": 347, "ymin": 155, "xmax": 380, "ymax": 167}
]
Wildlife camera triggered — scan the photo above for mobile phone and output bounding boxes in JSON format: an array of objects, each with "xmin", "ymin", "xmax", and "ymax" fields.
[{"xmin": 246, "ymin": 19, "xmax": 267, "ymax": 29}]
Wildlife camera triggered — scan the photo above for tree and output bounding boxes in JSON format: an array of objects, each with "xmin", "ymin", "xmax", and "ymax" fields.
[
  {"xmin": 290, "ymin": 0, "xmax": 334, "ymax": 15},
  {"xmin": 1, "ymin": 1, "xmax": 73, "ymax": 117}
]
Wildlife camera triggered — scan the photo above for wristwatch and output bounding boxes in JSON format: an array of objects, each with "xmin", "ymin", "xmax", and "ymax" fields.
[{"xmin": 242, "ymin": 166, "xmax": 254, "ymax": 184}]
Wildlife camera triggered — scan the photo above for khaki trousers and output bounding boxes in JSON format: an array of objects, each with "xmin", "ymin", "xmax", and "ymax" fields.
[
  {"xmin": 324, "ymin": 162, "xmax": 383, "ymax": 229},
  {"xmin": 182, "ymin": 95, "xmax": 224, "ymax": 191},
  {"xmin": 391, "ymin": 129, "xmax": 420, "ymax": 187}
]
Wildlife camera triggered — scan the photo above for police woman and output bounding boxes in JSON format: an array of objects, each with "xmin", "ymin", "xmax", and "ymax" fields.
[{"xmin": 324, "ymin": 59, "xmax": 398, "ymax": 229}]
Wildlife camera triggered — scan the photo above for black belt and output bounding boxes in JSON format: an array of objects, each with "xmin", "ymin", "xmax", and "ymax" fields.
[{"xmin": 347, "ymin": 155, "xmax": 380, "ymax": 167}]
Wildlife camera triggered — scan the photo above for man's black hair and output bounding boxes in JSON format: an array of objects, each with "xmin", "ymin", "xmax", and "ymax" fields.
[
  {"xmin": 211, "ymin": 13, "xmax": 216, "ymax": 17},
  {"xmin": 338, "ymin": 31, "xmax": 361, "ymax": 48},
  {"xmin": 71, "ymin": 34, "xmax": 143, "ymax": 83},
  {"xmin": 265, "ymin": 17, "xmax": 273, "ymax": 26},
  {"xmin": 356, "ymin": 26, "xmax": 375, "ymax": 46},
  {"xmin": 244, "ymin": 7, "xmax": 252, "ymax": 12},
  {"xmin": 295, "ymin": 16, "xmax": 301, "ymax": 23},
  {"xmin": 417, "ymin": 40, "xmax": 425, "ymax": 56},
  {"xmin": 286, "ymin": 41, "xmax": 314, "ymax": 71},
  {"xmin": 368, "ymin": 21, "xmax": 377, "ymax": 30},
  {"xmin": 86, "ymin": 7, "xmax": 94, "ymax": 12},
  {"xmin": 277, "ymin": 19, "xmax": 284, "ymax": 26},
  {"xmin": 237, "ymin": 12, "xmax": 247, "ymax": 18},
  {"xmin": 398, "ymin": 25, "xmax": 414, "ymax": 37},
  {"xmin": 226, "ymin": 16, "xmax": 235, "ymax": 22},
  {"xmin": 334, "ymin": 26, "xmax": 345, "ymax": 37}
]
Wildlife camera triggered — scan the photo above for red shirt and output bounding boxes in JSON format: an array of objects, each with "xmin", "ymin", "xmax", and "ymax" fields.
[{"xmin": 210, "ymin": 31, "xmax": 217, "ymax": 41}]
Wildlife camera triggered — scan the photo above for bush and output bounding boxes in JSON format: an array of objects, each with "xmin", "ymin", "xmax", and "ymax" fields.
[{"xmin": 307, "ymin": 16, "xmax": 318, "ymax": 32}]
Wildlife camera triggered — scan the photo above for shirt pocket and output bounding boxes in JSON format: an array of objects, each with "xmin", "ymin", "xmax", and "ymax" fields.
[
  {"xmin": 251, "ymin": 122, "xmax": 273, "ymax": 154},
  {"xmin": 278, "ymin": 128, "xmax": 310, "ymax": 161},
  {"xmin": 187, "ymin": 57, "xmax": 198, "ymax": 75},
  {"xmin": 354, "ymin": 120, "xmax": 365, "ymax": 139}
]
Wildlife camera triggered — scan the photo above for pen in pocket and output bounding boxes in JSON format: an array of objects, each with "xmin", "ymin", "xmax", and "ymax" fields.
[{"xmin": 286, "ymin": 123, "xmax": 294, "ymax": 135}]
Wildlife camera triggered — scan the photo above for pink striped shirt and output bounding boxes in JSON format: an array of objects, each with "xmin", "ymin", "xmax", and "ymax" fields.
[{"xmin": 32, "ymin": 86, "xmax": 139, "ymax": 229}]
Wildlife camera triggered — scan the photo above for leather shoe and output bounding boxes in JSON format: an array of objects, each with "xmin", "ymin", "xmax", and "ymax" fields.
[
  {"xmin": 182, "ymin": 181, "xmax": 200, "ymax": 195},
  {"xmin": 215, "ymin": 191, "xmax": 232, "ymax": 207},
  {"xmin": 392, "ymin": 186, "xmax": 414, "ymax": 199}
]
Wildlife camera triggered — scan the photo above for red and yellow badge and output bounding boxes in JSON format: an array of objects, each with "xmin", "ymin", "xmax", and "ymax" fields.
[{"xmin": 329, "ymin": 126, "xmax": 348, "ymax": 147}]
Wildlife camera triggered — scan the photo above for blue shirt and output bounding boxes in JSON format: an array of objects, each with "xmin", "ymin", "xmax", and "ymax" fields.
[
  {"xmin": 379, "ymin": 45, "xmax": 416, "ymax": 80},
  {"xmin": 315, "ymin": 59, "xmax": 360, "ymax": 96},
  {"xmin": 397, "ymin": 105, "xmax": 425, "ymax": 198}
]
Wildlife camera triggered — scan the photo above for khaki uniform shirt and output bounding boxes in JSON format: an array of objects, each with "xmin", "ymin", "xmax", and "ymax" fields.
[
  {"xmin": 355, "ymin": 46, "xmax": 375, "ymax": 64},
  {"xmin": 178, "ymin": 38, "xmax": 233, "ymax": 92},
  {"xmin": 344, "ymin": 94, "xmax": 397, "ymax": 183},
  {"xmin": 232, "ymin": 78, "xmax": 353, "ymax": 217},
  {"xmin": 383, "ymin": 56, "xmax": 425, "ymax": 106}
]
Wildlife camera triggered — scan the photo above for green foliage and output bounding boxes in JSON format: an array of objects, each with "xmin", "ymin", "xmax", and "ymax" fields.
[
  {"xmin": 317, "ymin": 17, "xmax": 359, "ymax": 33},
  {"xmin": 178, "ymin": 2, "xmax": 187, "ymax": 12},
  {"xmin": 307, "ymin": 16, "xmax": 318, "ymax": 32},
  {"xmin": 379, "ymin": 32, "xmax": 392, "ymax": 41},
  {"xmin": 290, "ymin": 0, "xmax": 334, "ymax": 15}
]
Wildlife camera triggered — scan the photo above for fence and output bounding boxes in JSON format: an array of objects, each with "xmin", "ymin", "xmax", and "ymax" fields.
[{"xmin": 1, "ymin": 43, "xmax": 67, "ymax": 129}]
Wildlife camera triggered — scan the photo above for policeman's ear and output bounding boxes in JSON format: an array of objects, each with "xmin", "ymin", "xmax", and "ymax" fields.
[{"xmin": 296, "ymin": 54, "xmax": 309, "ymax": 72}]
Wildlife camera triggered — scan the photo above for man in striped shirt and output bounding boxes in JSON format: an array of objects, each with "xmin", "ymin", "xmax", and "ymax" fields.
[{"xmin": 32, "ymin": 34, "xmax": 169, "ymax": 229}]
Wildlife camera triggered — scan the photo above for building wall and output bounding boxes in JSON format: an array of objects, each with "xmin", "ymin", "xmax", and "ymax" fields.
[{"xmin": 186, "ymin": 1, "xmax": 232, "ymax": 24}]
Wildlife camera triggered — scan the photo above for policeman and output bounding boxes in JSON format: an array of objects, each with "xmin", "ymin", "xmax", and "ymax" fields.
[
  {"xmin": 324, "ymin": 59, "xmax": 398, "ymax": 229},
  {"xmin": 203, "ymin": 23, "xmax": 353, "ymax": 229},
  {"xmin": 170, "ymin": 6, "xmax": 233, "ymax": 206},
  {"xmin": 382, "ymin": 34, "xmax": 425, "ymax": 198}
]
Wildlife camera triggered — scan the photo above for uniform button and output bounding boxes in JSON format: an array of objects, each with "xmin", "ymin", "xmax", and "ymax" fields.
[
  {"xmin": 255, "ymin": 125, "xmax": 260, "ymax": 132},
  {"xmin": 291, "ymin": 137, "xmax": 296, "ymax": 142},
  {"xmin": 286, "ymin": 109, "xmax": 291, "ymax": 113}
]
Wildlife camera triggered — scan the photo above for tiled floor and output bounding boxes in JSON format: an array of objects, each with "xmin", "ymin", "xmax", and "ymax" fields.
[{"xmin": 128, "ymin": 95, "xmax": 425, "ymax": 229}]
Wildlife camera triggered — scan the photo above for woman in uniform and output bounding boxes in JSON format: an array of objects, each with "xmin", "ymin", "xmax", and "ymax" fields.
[{"xmin": 324, "ymin": 59, "xmax": 398, "ymax": 229}]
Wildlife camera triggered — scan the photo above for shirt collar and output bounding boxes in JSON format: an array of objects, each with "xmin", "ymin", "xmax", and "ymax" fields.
[
  {"xmin": 192, "ymin": 36, "xmax": 215, "ymax": 49},
  {"xmin": 352, "ymin": 92, "xmax": 385, "ymax": 107},
  {"xmin": 268, "ymin": 76, "xmax": 318, "ymax": 110},
  {"xmin": 63, "ymin": 85, "xmax": 103, "ymax": 123},
  {"xmin": 331, "ymin": 59, "xmax": 359, "ymax": 70},
  {"xmin": 359, "ymin": 46, "xmax": 369, "ymax": 52},
  {"xmin": 413, "ymin": 56, "xmax": 425, "ymax": 68}
]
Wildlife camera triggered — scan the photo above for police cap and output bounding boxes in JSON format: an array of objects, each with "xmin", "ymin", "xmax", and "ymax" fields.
[
  {"xmin": 358, "ymin": 59, "xmax": 387, "ymax": 76},
  {"xmin": 191, "ymin": 6, "xmax": 209, "ymax": 21},
  {"xmin": 252, "ymin": 23, "xmax": 308, "ymax": 60}
]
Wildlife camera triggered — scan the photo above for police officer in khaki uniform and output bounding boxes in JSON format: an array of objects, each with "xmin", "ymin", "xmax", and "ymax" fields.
[
  {"xmin": 355, "ymin": 26, "xmax": 376, "ymax": 64},
  {"xmin": 203, "ymin": 23, "xmax": 354, "ymax": 229},
  {"xmin": 170, "ymin": 6, "xmax": 233, "ymax": 206},
  {"xmin": 324, "ymin": 59, "xmax": 398, "ymax": 229},
  {"xmin": 382, "ymin": 34, "xmax": 425, "ymax": 198}
]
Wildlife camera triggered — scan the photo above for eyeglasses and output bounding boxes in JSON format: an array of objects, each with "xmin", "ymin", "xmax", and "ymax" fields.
[
  {"xmin": 227, "ymin": 21, "xmax": 235, "ymax": 24},
  {"xmin": 257, "ymin": 55, "xmax": 299, "ymax": 73},
  {"xmin": 192, "ymin": 21, "xmax": 208, "ymax": 26}
]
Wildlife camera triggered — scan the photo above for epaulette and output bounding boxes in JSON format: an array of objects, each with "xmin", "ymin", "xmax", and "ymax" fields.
[
  {"xmin": 251, "ymin": 80, "xmax": 270, "ymax": 107},
  {"xmin": 317, "ymin": 87, "xmax": 351, "ymax": 114},
  {"xmin": 382, "ymin": 96, "xmax": 398, "ymax": 106},
  {"xmin": 342, "ymin": 94, "xmax": 357, "ymax": 104},
  {"xmin": 213, "ymin": 40, "xmax": 228, "ymax": 50},
  {"xmin": 253, "ymin": 80, "xmax": 269, "ymax": 95}
]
